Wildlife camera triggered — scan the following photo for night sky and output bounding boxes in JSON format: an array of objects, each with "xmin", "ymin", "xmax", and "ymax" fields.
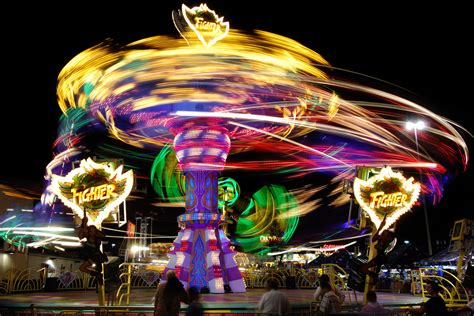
[{"xmin": 2, "ymin": 2, "xmax": 472, "ymax": 253}]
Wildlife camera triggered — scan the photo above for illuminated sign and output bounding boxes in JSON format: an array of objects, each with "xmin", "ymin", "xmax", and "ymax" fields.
[
  {"xmin": 353, "ymin": 166, "xmax": 420, "ymax": 233},
  {"xmin": 369, "ymin": 192, "xmax": 408, "ymax": 209},
  {"xmin": 71, "ymin": 184, "xmax": 116, "ymax": 205},
  {"xmin": 260, "ymin": 235, "xmax": 283, "ymax": 244},
  {"xmin": 322, "ymin": 244, "xmax": 345, "ymax": 250},
  {"xmin": 51, "ymin": 158, "xmax": 134, "ymax": 226},
  {"xmin": 182, "ymin": 3, "xmax": 229, "ymax": 48}
]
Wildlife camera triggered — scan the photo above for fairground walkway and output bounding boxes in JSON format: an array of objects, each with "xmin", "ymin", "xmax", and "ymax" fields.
[{"xmin": 0, "ymin": 288, "xmax": 436, "ymax": 315}]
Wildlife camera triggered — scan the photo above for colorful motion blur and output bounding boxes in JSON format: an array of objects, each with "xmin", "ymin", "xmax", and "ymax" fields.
[
  {"xmin": 2, "ymin": 4, "xmax": 470, "ymax": 279},
  {"xmin": 151, "ymin": 145, "xmax": 299, "ymax": 254},
  {"xmin": 54, "ymin": 28, "xmax": 468, "ymax": 208}
]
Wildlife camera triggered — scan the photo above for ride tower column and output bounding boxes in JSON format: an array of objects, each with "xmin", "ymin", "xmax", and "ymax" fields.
[{"xmin": 162, "ymin": 124, "xmax": 245, "ymax": 293}]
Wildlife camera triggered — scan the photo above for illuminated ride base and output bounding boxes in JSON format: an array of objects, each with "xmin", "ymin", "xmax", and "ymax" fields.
[{"xmin": 163, "ymin": 124, "xmax": 245, "ymax": 293}]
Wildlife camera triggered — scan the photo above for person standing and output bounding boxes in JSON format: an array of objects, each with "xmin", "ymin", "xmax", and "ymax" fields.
[
  {"xmin": 361, "ymin": 215, "xmax": 396, "ymax": 288},
  {"xmin": 77, "ymin": 216, "xmax": 108, "ymax": 283},
  {"xmin": 257, "ymin": 279, "xmax": 290, "ymax": 315},
  {"xmin": 361, "ymin": 291, "xmax": 389, "ymax": 314},
  {"xmin": 38, "ymin": 263, "xmax": 49, "ymax": 289},
  {"xmin": 104, "ymin": 257, "xmax": 123, "ymax": 306},
  {"xmin": 154, "ymin": 270, "xmax": 189, "ymax": 316},
  {"xmin": 186, "ymin": 286, "xmax": 203, "ymax": 316},
  {"xmin": 407, "ymin": 281, "xmax": 448, "ymax": 316}
]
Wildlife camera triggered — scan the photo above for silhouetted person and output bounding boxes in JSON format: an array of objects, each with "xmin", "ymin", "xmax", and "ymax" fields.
[
  {"xmin": 78, "ymin": 216, "xmax": 108, "ymax": 284},
  {"xmin": 408, "ymin": 281, "xmax": 448, "ymax": 316},
  {"xmin": 257, "ymin": 279, "xmax": 290, "ymax": 315},
  {"xmin": 361, "ymin": 215, "xmax": 395, "ymax": 287},
  {"xmin": 361, "ymin": 291, "xmax": 389, "ymax": 314},
  {"xmin": 38, "ymin": 263, "xmax": 49, "ymax": 289},
  {"xmin": 186, "ymin": 286, "xmax": 203, "ymax": 316},
  {"xmin": 104, "ymin": 257, "xmax": 122, "ymax": 306},
  {"xmin": 154, "ymin": 270, "xmax": 189, "ymax": 316}
]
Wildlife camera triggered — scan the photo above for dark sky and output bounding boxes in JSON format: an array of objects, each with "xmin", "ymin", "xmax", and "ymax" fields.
[{"xmin": 2, "ymin": 2, "xmax": 473, "ymax": 251}]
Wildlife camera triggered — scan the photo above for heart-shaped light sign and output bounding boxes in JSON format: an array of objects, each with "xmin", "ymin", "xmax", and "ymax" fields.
[
  {"xmin": 353, "ymin": 166, "xmax": 420, "ymax": 233},
  {"xmin": 51, "ymin": 158, "xmax": 133, "ymax": 227},
  {"xmin": 182, "ymin": 3, "xmax": 230, "ymax": 48},
  {"xmin": 141, "ymin": 270, "xmax": 160, "ymax": 286},
  {"xmin": 58, "ymin": 271, "xmax": 77, "ymax": 288}
]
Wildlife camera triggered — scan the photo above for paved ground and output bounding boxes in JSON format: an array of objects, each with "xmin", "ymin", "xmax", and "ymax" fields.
[{"xmin": 0, "ymin": 288, "xmax": 424, "ymax": 309}]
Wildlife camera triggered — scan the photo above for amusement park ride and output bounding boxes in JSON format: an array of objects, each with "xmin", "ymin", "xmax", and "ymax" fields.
[
  {"xmin": 0, "ymin": 3, "xmax": 471, "ymax": 309},
  {"xmin": 449, "ymin": 219, "xmax": 473, "ymax": 280}
]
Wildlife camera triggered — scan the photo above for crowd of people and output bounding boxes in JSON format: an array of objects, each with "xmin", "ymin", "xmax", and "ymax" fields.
[{"xmin": 149, "ymin": 271, "xmax": 474, "ymax": 315}]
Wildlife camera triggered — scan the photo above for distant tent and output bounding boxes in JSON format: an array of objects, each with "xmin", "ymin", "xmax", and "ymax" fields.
[
  {"xmin": 464, "ymin": 263, "xmax": 474, "ymax": 288},
  {"xmin": 413, "ymin": 247, "xmax": 458, "ymax": 267},
  {"xmin": 385, "ymin": 243, "xmax": 425, "ymax": 268},
  {"xmin": 308, "ymin": 249, "xmax": 368, "ymax": 292}
]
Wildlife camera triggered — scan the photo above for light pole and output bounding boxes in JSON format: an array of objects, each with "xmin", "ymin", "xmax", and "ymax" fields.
[
  {"xmin": 222, "ymin": 188, "xmax": 229, "ymax": 234},
  {"xmin": 406, "ymin": 120, "xmax": 433, "ymax": 255}
]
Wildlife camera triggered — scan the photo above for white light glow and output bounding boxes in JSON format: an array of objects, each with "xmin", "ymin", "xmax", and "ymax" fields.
[
  {"xmin": 0, "ymin": 227, "xmax": 74, "ymax": 232},
  {"xmin": 268, "ymin": 241, "xmax": 357, "ymax": 256},
  {"xmin": 52, "ymin": 241, "xmax": 82, "ymax": 247},
  {"xmin": 46, "ymin": 259, "xmax": 56, "ymax": 268},
  {"xmin": 13, "ymin": 231, "xmax": 80, "ymax": 241},
  {"xmin": 28, "ymin": 237, "xmax": 56, "ymax": 248},
  {"xmin": 406, "ymin": 120, "xmax": 426, "ymax": 131},
  {"xmin": 130, "ymin": 245, "xmax": 150, "ymax": 253},
  {"xmin": 174, "ymin": 110, "xmax": 297, "ymax": 126},
  {"xmin": 0, "ymin": 216, "xmax": 16, "ymax": 225}
]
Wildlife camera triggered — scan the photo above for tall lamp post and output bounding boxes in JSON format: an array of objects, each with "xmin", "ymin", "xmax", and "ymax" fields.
[
  {"xmin": 222, "ymin": 187, "xmax": 229, "ymax": 234},
  {"xmin": 406, "ymin": 120, "xmax": 433, "ymax": 255}
]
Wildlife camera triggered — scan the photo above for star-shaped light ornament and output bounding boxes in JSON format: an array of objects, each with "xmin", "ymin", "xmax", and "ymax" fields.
[
  {"xmin": 353, "ymin": 166, "xmax": 421, "ymax": 234},
  {"xmin": 51, "ymin": 158, "xmax": 134, "ymax": 227}
]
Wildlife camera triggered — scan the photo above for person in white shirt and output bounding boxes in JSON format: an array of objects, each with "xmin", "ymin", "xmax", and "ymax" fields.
[
  {"xmin": 258, "ymin": 279, "xmax": 290, "ymax": 315},
  {"xmin": 313, "ymin": 274, "xmax": 345, "ymax": 303},
  {"xmin": 317, "ymin": 282, "xmax": 342, "ymax": 315}
]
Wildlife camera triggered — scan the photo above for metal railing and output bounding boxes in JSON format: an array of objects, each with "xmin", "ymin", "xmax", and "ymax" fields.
[
  {"xmin": 0, "ymin": 266, "xmax": 349, "ymax": 296},
  {"xmin": 0, "ymin": 264, "xmax": 160, "ymax": 295},
  {"xmin": 322, "ymin": 263, "xmax": 359, "ymax": 305},
  {"xmin": 242, "ymin": 267, "xmax": 321, "ymax": 289},
  {"xmin": 418, "ymin": 267, "xmax": 469, "ymax": 307}
]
